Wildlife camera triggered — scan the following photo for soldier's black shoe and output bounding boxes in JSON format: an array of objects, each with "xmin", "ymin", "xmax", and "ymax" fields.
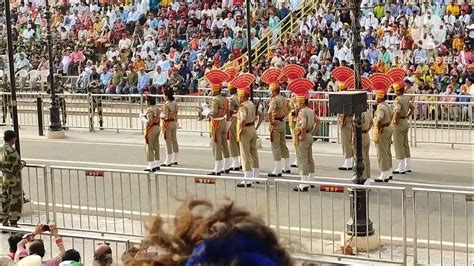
[
  {"xmin": 392, "ymin": 170, "xmax": 405, "ymax": 174},
  {"xmin": 172, "ymin": 162, "xmax": 178, "ymax": 165},
  {"xmin": 293, "ymin": 186, "xmax": 309, "ymax": 192},
  {"xmin": 232, "ymin": 166, "xmax": 242, "ymax": 171},
  {"xmin": 388, "ymin": 175, "xmax": 393, "ymax": 180},
  {"xmin": 144, "ymin": 168, "xmax": 152, "ymax": 172},
  {"xmin": 160, "ymin": 163, "xmax": 172, "ymax": 167},
  {"xmin": 290, "ymin": 164, "xmax": 298, "ymax": 168},
  {"xmin": 283, "ymin": 170, "xmax": 291, "ymax": 174},
  {"xmin": 9, "ymin": 222, "xmax": 19, "ymax": 228},
  {"xmin": 62, "ymin": 126, "xmax": 69, "ymax": 131},
  {"xmin": 267, "ymin": 173, "xmax": 282, "ymax": 177},
  {"xmin": 23, "ymin": 198, "xmax": 31, "ymax": 203},
  {"xmin": 224, "ymin": 169, "xmax": 231, "ymax": 174},
  {"xmin": 338, "ymin": 167, "xmax": 353, "ymax": 171},
  {"xmin": 152, "ymin": 167, "xmax": 160, "ymax": 172},
  {"xmin": 208, "ymin": 171, "xmax": 221, "ymax": 176},
  {"xmin": 406, "ymin": 170, "xmax": 412, "ymax": 173},
  {"xmin": 237, "ymin": 182, "xmax": 252, "ymax": 188}
]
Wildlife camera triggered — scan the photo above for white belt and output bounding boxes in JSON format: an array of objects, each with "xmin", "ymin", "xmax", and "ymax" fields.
[{"xmin": 212, "ymin": 117, "xmax": 225, "ymax": 121}]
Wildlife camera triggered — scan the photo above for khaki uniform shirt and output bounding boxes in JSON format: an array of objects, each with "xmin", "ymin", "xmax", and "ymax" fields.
[
  {"xmin": 238, "ymin": 100, "xmax": 256, "ymax": 125},
  {"xmin": 161, "ymin": 100, "xmax": 178, "ymax": 120},
  {"xmin": 393, "ymin": 95, "xmax": 413, "ymax": 119},
  {"xmin": 228, "ymin": 94, "xmax": 240, "ymax": 120},
  {"xmin": 296, "ymin": 107, "xmax": 316, "ymax": 135},
  {"xmin": 211, "ymin": 95, "xmax": 228, "ymax": 119},
  {"xmin": 268, "ymin": 95, "xmax": 289, "ymax": 121},
  {"xmin": 374, "ymin": 102, "xmax": 392, "ymax": 126}
]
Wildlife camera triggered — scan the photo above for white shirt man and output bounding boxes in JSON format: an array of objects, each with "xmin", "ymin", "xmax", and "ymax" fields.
[
  {"xmin": 223, "ymin": 16, "xmax": 235, "ymax": 29},
  {"xmin": 330, "ymin": 19, "xmax": 343, "ymax": 32},
  {"xmin": 334, "ymin": 44, "xmax": 349, "ymax": 63},
  {"xmin": 22, "ymin": 26, "xmax": 35, "ymax": 42},
  {"xmin": 153, "ymin": 67, "xmax": 168, "ymax": 87},
  {"xmin": 211, "ymin": 17, "xmax": 225, "ymax": 29},
  {"xmin": 118, "ymin": 37, "xmax": 132, "ymax": 50}
]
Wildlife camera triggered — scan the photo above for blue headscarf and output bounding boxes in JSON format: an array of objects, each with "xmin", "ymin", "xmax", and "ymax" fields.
[{"xmin": 186, "ymin": 233, "xmax": 283, "ymax": 266}]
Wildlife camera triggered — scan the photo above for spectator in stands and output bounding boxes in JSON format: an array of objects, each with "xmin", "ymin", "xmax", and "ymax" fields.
[
  {"xmin": 14, "ymin": 53, "xmax": 32, "ymax": 72},
  {"xmin": 167, "ymin": 67, "xmax": 184, "ymax": 94},
  {"xmin": 14, "ymin": 224, "xmax": 65, "ymax": 265},
  {"xmin": 94, "ymin": 244, "xmax": 113, "ymax": 266},
  {"xmin": 123, "ymin": 199, "xmax": 292, "ymax": 265},
  {"xmin": 7, "ymin": 233, "xmax": 23, "ymax": 260},
  {"xmin": 60, "ymin": 249, "xmax": 81, "ymax": 265},
  {"xmin": 137, "ymin": 67, "xmax": 150, "ymax": 94}
]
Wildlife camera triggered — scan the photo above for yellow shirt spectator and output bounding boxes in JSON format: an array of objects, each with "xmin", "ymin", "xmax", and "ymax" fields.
[
  {"xmin": 432, "ymin": 62, "xmax": 447, "ymax": 75},
  {"xmin": 446, "ymin": 4, "xmax": 460, "ymax": 16},
  {"xmin": 452, "ymin": 37, "xmax": 464, "ymax": 53},
  {"xmin": 373, "ymin": 5, "xmax": 385, "ymax": 20}
]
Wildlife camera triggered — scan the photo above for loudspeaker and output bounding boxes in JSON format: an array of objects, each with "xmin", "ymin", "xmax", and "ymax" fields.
[{"xmin": 329, "ymin": 91, "xmax": 368, "ymax": 115}]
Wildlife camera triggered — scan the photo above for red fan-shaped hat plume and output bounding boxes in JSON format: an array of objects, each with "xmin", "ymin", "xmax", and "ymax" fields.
[
  {"xmin": 230, "ymin": 73, "xmax": 256, "ymax": 95},
  {"xmin": 387, "ymin": 68, "xmax": 406, "ymax": 84},
  {"xmin": 345, "ymin": 76, "xmax": 374, "ymax": 91},
  {"xmin": 205, "ymin": 69, "xmax": 230, "ymax": 91},
  {"xmin": 369, "ymin": 73, "xmax": 392, "ymax": 96},
  {"xmin": 281, "ymin": 64, "xmax": 305, "ymax": 82},
  {"xmin": 331, "ymin": 66, "xmax": 354, "ymax": 83},
  {"xmin": 287, "ymin": 78, "xmax": 315, "ymax": 98},
  {"xmin": 224, "ymin": 67, "xmax": 239, "ymax": 83}
]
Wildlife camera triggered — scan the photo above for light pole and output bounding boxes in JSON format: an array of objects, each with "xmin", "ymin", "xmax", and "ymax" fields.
[
  {"xmin": 345, "ymin": 0, "xmax": 374, "ymax": 237},
  {"xmin": 44, "ymin": 0, "xmax": 64, "ymax": 138},
  {"xmin": 245, "ymin": 0, "xmax": 253, "ymax": 101},
  {"xmin": 2, "ymin": 0, "xmax": 21, "ymax": 154}
]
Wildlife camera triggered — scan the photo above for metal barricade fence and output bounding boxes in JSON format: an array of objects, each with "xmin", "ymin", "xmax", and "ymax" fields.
[
  {"xmin": 49, "ymin": 166, "xmax": 152, "ymax": 236},
  {"xmin": 411, "ymin": 100, "xmax": 473, "ymax": 147},
  {"xmin": 2, "ymin": 92, "xmax": 473, "ymax": 147},
  {"xmin": 271, "ymin": 179, "xmax": 407, "ymax": 264},
  {"xmin": 17, "ymin": 164, "xmax": 474, "ymax": 264},
  {"xmin": 412, "ymin": 188, "xmax": 474, "ymax": 265},
  {"xmin": 0, "ymin": 226, "xmax": 140, "ymax": 264},
  {"xmin": 20, "ymin": 164, "xmax": 49, "ymax": 225}
]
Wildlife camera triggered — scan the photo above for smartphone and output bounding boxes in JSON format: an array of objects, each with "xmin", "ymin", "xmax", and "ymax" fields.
[{"xmin": 42, "ymin": 225, "xmax": 50, "ymax": 232}]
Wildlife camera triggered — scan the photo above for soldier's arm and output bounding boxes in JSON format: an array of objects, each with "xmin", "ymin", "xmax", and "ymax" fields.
[
  {"xmin": 255, "ymin": 107, "xmax": 263, "ymax": 130},
  {"xmin": 407, "ymin": 100, "xmax": 415, "ymax": 118},
  {"xmin": 375, "ymin": 107, "xmax": 384, "ymax": 129},
  {"xmin": 8, "ymin": 149, "xmax": 22, "ymax": 174},
  {"xmin": 209, "ymin": 98, "xmax": 218, "ymax": 118},
  {"xmin": 161, "ymin": 103, "xmax": 169, "ymax": 119},
  {"xmin": 146, "ymin": 110, "xmax": 154, "ymax": 126},
  {"xmin": 267, "ymin": 98, "xmax": 276, "ymax": 123},
  {"xmin": 392, "ymin": 98, "xmax": 401, "ymax": 125}
]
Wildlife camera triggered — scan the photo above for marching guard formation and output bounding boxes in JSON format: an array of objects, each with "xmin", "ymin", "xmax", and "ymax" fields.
[{"xmin": 136, "ymin": 64, "xmax": 416, "ymax": 189}]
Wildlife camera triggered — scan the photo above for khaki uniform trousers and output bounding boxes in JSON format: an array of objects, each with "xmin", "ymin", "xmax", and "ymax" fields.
[
  {"xmin": 362, "ymin": 133, "xmax": 370, "ymax": 179},
  {"xmin": 212, "ymin": 121, "xmax": 230, "ymax": 161},
  {"xmin": 146, "ymin": 125, "xmax": 160, "ymax": 162},
  {"xmin": 296, "ymin": 133, "xmax": 315, "ymax": 176},
  {"xmin": 164, "ymin": 122, "xmax": 179, "ymax": 155},
  {"xmin": 376, "ymin": 127, "xmax": 393, "ymax": 171},
  {"xmin": 228, "ymin": 120, "xmax": 240, "ymax": 157},
  {"xmin": 393, "ymin": 119, "xmax": 410, "ymax": 160},
  {"xmin": 239, "ymin": 126, "xmax": 259, "ymax": 171},
  {"xmin": 271, "ymin": 121, "xmax": 290, "ymax": 161},
  {"xmin": 341, "ymin": 124, "xmax": 353, "ymax": 159}
]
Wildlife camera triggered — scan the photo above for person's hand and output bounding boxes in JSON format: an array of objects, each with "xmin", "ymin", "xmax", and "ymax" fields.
[
  {"xmin": 33, "ymin": 224, "xmax": 44, "ymax": 235},
  {"xmin": 49, "ymin": 224, "xmax": 59, "ymax": 237}
]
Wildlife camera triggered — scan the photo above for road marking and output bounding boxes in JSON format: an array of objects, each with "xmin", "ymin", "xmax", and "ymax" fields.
[{"xmin": 22, "ymin": 138, "xmax": 474, "ymax": 164}]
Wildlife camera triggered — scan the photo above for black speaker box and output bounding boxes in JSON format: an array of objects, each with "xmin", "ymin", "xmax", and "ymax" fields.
[{"xmin": 329, "ymin": 91, "xmax": 368, "ymax": 115}]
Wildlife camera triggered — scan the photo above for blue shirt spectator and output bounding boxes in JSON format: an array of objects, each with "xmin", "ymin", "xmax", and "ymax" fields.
[
  {"xmin": 137, "ymin": 70, "xmax": 150, "ymax": 93},
  {"xmin": 100, "ymin": 69, "xmax": 112, "ymax": 89}
]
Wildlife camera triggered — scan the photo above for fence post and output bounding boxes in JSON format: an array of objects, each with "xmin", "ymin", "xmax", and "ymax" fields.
[
  {"xmin": 37, "ymin": 96, "xmax": 44, "ymax": 136},
  {"xmin": 43, "ymin": 166, "xmax": 50, "ymax": 223},
  {"xmin": 88, "ymin": 93, "xmax": 94, "ymax": 132}
]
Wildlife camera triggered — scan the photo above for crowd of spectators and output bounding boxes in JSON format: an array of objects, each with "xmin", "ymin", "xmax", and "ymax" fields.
[{"xmin": 0, "ymin": 0, "xmax": 472, "ymax": 102}]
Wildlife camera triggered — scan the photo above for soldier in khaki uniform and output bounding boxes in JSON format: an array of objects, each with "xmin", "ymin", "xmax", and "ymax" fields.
[
  {"xmin": 160, "ymin": 88, "xmax": 179, "ymax": 166},
  {"xmin": 205, "ymin": 70, "xmax": 231, "ymax": 175},
  {"xmin": 230, "ymin": 73, "xmax": 262, "ymax": 187},
  {"xmin": 143, "ymin": 96, "xmax": 161, "ymax": 172},
  {"xmin": 372, "ymin": 83, "xmax": 394, "ymax": 182},
  {"xmin": 288, "ymin": 79, "xmax": 320, "ymax": 192},
  {"xmin": 392, "ymin": 81, "xmax": 414, "ymax": 174},
  {"xmin": 330, "ymin": 66, "xmax": 356, "ymax": 170},
  {"xmin": 360, "ymin": 110, "xmax": 373, "ymax": 179},
  {"xmin": 225, "ymin": 68, "xmax": 242, "ymax": 171},
  {"xmin": 0, "ymin": 130, "xmax": 24, "ymax": 227},
  {"xmin": 1, "ymin": 73, "xmax": 11, "ymax": 125},
  {"xmin": 281, "ymin": 64, "xmax": 306, "ymax": 168},
  {"xmin": 262, "ymin": 68, "xmax": 291, "ymax": 177}
]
